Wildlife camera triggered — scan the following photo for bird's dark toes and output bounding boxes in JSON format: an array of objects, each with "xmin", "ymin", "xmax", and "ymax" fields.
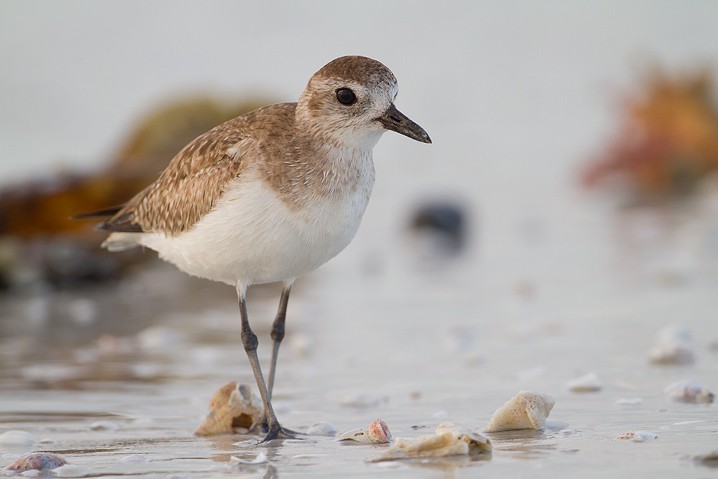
[{"xmin": 259, "ymin": 424, "xmax": 302, "ymax": 443}]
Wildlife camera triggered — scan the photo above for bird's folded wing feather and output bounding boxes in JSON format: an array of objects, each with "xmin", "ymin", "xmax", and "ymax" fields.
[{"xmin": 100, "ymin": 120, "xmax": 255, "ymax": 235}]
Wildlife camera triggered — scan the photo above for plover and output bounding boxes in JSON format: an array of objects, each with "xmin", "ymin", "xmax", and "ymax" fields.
[{"xmin": 80, "ymin": 56, "xmax": 431, "ymax": 442}]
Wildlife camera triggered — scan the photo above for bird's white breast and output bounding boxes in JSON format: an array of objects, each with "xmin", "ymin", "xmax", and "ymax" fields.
[{"xmin": 139, "ymin": 156, "xmax": 375, "ymax": 288}]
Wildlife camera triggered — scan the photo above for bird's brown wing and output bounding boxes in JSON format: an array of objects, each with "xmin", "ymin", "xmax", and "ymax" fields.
[{"xmin": 99, "ymin": 118, "xmax": 256, "ymax": 235}]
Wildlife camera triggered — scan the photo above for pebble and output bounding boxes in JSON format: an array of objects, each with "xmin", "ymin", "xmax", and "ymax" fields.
[
  {"xmin": 306, "ymin": 422, "xmax": 337, "ymax": 437},
  {"xmin": 648, "ymin": 324, "xmax": 695, "ymax": 365},
  {"xmin": 566, "ymin": 372, "xmax": 603, "ymax": 392}
]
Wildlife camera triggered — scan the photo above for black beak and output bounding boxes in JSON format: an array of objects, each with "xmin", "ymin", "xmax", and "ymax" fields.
[{"xmin": 377, "ymin": 103, "xmax": 432, "ymax": 144}]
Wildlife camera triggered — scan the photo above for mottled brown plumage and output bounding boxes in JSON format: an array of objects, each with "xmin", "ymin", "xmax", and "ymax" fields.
[
  {"xmin": 101, "ymin": 105, "xmax": 286, "ymax": 234},
  {"xmin": 100, "ymin": 56, "xmax": 404, "ymax": 237}
]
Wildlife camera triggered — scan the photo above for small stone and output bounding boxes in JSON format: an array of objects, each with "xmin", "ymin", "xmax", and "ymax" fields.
[{"xmin": 566, "ymin": 372, "xmax": 603, "ymax": 392}]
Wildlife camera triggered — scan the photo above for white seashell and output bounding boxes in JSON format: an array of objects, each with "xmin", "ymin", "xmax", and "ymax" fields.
[
  {"xmin": 617, "ymin": 431, "xmax": 657, "ymax": 442},
  {"xmin": 306, "ymin": 422, "xmax": 337, "ymax": 436},
  {"xmin": 368, "ymin": 422, "xmax": 491, "ymax": 462},
  {"xmin": 566, "ymin": 372, "xmax": 603, "ymax": 392},
  {"xmin": 366, "ymin": 419, "xmax": 392, "ymax": 444},
  {"xmin": 664, "ymin": 380, "xmax": 715, "ymax": 403},
  {"xmin": 338, "ymin": 419, "xmax": 392, "ymax": 444},
  {"xmin": 0, "ymin": 430, "xmax": 37, "ymax": 448},
  {"xmin": 648, "ymin": 324, "xmax": 695, "ymax": 364},
  {"xmin": 485, "ymin": 391, "xmax": 555, "ymax": 432}
]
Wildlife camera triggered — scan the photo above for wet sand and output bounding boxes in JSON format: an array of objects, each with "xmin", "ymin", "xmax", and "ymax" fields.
[{"xmin": 1, "ymin": 197, "xmax": 717, "ymax": 478}]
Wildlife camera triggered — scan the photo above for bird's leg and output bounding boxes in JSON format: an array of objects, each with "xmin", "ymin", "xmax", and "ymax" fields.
[
  {"xmin": 267, "ymin": 283, "xmax": 292, "ymax": 401},
  {"xmin": 236, "ymin": 285, "xmax": 293, "ymax": 442}
]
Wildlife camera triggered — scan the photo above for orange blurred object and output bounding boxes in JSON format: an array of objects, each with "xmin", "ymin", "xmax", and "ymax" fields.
[{"xmin": 583, "ymin": 67, "xmax": 718, "ymax": 201}]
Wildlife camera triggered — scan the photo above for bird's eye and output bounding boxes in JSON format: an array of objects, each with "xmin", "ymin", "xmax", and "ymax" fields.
[{"xmin": 335, "ymin": 88, "xmax": 357, "ymax": 106}]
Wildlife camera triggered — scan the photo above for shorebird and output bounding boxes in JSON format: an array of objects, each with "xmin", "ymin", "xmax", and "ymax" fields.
[{"xmin": 79, "ymin": 56, "xmax": 431, "ymax": 442}]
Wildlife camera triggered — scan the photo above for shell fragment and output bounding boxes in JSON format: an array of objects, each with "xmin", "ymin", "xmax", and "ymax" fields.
[
  {"xmin": 485, "ymin": 391, "xmax": 555, "ymax": 432},
  {"xmin": 368, "ymin": 423, "xmax": 491, "ymax": 462},
  {"xmin": 195, "ymin": 382, "xmax": 263, "ymax": 436},
  {"xmin": 339, "ymin": 418, "xmax": 392, "ymax": 444}
]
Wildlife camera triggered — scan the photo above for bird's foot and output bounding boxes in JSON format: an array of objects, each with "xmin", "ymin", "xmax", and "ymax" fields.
[
  {"xmin": 250, "ymin": 419, "xmax": 302, "ymax": 441},
  {"xmin": 259, "ymin": 423, "xmax": 300, "ymax": 443}
]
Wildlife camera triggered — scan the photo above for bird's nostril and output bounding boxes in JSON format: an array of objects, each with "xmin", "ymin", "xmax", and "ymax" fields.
[{"xmin": 389, "ymin": 115, "xmax": 402, "ymax": 123}]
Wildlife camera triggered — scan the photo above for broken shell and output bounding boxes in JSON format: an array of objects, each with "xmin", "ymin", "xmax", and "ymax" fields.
[
  {"xmin": 648, "ymin": 324, "xmax": 695, "ymax": 365},
  {"xmin": 5, "ymin": 452, "xmax": 67, "ymax": 472},
  {"xmin": 566, "ymin": 372, "xmax": 603, "ymax": 392},
  {"xmin": 368, "ymin": 422, "xmax": 491, "ymax": 462},
  {"xmin": 195, "ymin": 382, "xmax": 263, "ymax": 436},
  {"xmin": 339, "ymin": 418, "xmax": 392, "ymax": 444},
  {"xmin": 339, "ymin": 428, "xmax": 371, "ymax": 443},
  {"xmin": 485, "ymin": 391, "xmax": 555, "ymax": 432},
  {"xmin": 665, "ymin": 380, "xmax": 715, "ymax": 404},
  {"xmin": 617, "ymin": 431, "xmax": 657, "ymax": 442}
]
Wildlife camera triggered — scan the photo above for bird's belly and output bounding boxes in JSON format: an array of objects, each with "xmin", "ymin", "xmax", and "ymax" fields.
[{"xmin": 140, "ymin": 178, "xmax": 370, "ymax": 286}]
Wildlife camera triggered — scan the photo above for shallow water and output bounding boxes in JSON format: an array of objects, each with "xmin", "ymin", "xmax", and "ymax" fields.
[{"xmin": 1, "ymin": 197, "xmax": 717, "ymax": 478}]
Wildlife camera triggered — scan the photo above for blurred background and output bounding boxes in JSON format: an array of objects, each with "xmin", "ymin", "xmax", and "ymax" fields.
[{"xmin": 0, "ymin": 2, "xmax": 717, "ymax": 472}]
